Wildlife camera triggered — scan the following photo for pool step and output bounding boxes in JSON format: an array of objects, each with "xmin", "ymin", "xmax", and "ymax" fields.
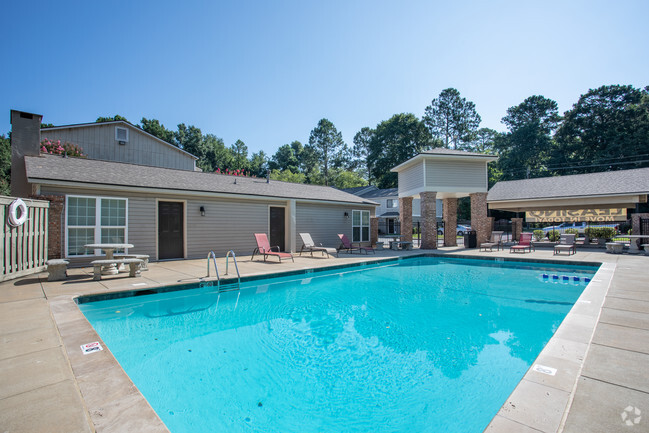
[{"xmin": 218, "ymin": 282, "xmax": 241, "ymax": 292}]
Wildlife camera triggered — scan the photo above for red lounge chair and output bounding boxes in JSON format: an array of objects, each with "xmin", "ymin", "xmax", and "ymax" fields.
[
  {"xmin": 337, "ymin": 233, "xmax": 375, "ymax": 255},
  {"xmin": 251, "ymin": 233, "xmax": 294, "ymax": 262},
  {"xmin": 510, "ymin": 232, "xmax": 535, "ymax": 253}
]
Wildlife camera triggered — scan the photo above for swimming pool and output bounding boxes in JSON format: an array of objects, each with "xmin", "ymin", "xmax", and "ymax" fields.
[{"xmin": 79, "ymin": 256, "xmax": 598, "ymax": 433}]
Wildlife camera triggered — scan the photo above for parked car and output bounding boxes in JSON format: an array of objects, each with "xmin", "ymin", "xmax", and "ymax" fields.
[
  {"xmin": 541, "ymin": 222, "xmax": 618, "ymax": 236},
  {"xmin": 437, "ymin": 224, "xmax": 472, "ymax": 236}
]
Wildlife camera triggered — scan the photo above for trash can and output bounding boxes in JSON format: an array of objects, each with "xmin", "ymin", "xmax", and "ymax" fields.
[{"xmin": 464, "ymin": 230, "xmax": 477, "ymax": 248}]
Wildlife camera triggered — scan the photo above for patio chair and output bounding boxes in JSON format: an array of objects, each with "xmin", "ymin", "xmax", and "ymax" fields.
[
  {"xmin": 510, "ymin": 232, "xmax": 534, "ymax": 253},
  {"xmin": 479, "ymin": 231, "xmax": 504, "ymax": 252},
  {"xmin": 251, "ymin": 233, "xmax": 294, "ymax": 262},
  {"xmin": 337, "ymin": 233, "xmax": 375, "ymax": 255},
  {"xmin": 299, "ymin": 233, "xmax": 338, "ymax": 258},
  {"xmin": 554, "ymin": 234, "xmax": 577, "ymax": 256}
]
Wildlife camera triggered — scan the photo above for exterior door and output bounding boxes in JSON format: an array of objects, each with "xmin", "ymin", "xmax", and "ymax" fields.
[
  {"xmin": 158, "ymin": 201, "xmax": 184, "ymax": 260},
  {"xmin": 269, "ymin": 206, "xmax": 286, "ymax": 252}
]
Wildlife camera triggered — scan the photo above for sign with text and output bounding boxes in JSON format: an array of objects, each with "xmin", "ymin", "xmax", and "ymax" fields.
[
  {"xmin": 80, "ymin": 341, "xmax": 103, "ymax": 355},
  {"xmin": 526, "ymin": 208, "xmax": 627, "ymax": 223}
]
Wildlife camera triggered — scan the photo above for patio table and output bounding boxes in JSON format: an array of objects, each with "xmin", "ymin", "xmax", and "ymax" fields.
[
  {"xmin": 626, "ymin": 235, "xmax": 649, "ymax": 253},
  {"xmin": 84, "ymin": 243, "xmax": 134, "ymax": 274}
]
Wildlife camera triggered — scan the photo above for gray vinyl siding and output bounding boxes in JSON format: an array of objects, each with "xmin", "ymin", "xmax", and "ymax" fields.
[
  {"xmin": 41, "ymin": 185, "xmax": 374, "ymax": 264},
  {"xmin": 41, "ymin": 123, "xmax": 195, "ymax": 170},
  {"xmin": 425, "ymin": 160, "xmax": 487, "ymax": 190},
  {"xmin": 398, "ymin": 163, "xmax": 424, "ymax": 194},
  {"xmin": 185, "ymin": 198, "xmax": 271, "ymax": 259},
  {"xmin": 295, "ymin": 203, "xmax": 375, "ymax": 248}
]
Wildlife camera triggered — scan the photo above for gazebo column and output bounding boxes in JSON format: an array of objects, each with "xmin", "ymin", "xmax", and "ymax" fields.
[
  {"xmin": 512, "ymin": 218, "xmax": 523, "ymax": 243},
  {"xmin": 470, "ymin": 192, "xmax": 489, "ymax": 246},
  {"xmin": 443, "ymin": 197, "xmax": 458, "ymax": 247},
  {"xmin": 399, "ymin": 196, "xmax": 413, "ymax": 243},
  {"xmin": 420, "ymin": 191, "xmax": 437, "ymax": 249},
  {"xmin": 370, "ymin": 217, "xmax": 379, "ymax": 247}
]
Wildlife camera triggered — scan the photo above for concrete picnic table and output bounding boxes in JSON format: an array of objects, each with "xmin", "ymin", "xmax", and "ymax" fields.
[
  {"xmin": 625, "ymin": 235, "xmax": 649, "ymax": 253},
  {"xmin": 84, "ymin": 243, "xmax": 134, "ymax": 274}
]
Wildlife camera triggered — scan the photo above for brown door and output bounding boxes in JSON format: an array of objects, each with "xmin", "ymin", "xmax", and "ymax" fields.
[
  {"xmin": 269, "ymin": 206, "xmax": 286, "ymax": 252},
  {"xmin": 158, "ymin": 201, "xmax": 184, "ymax": 260}
]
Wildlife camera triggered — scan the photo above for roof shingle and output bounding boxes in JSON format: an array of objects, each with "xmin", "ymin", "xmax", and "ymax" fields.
[{"xmin": 25, "ymin": 155, "xmax": 378, "ymax": 205}]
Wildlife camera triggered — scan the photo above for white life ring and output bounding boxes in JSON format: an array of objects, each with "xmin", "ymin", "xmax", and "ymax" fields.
[{"xmin": 8, "ymin": 199, "xmax": 28, "ymax": 227}]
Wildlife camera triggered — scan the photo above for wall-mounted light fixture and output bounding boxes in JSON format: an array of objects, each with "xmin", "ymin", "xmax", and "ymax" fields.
[
  {"xmin": 200, "ymin": 206, "xmax": 205, "ymax": 217},
  {"xmin": 344, "ymin": 211, "xmax": 349, "ymax": 218}
]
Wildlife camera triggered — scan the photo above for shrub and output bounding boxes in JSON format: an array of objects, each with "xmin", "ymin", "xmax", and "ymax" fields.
[
  {"xmin": 533, "ymin": 230, "xmax": 545, "ymax": 241},
  {"xmin": 548, "ymin": 231, "xmax": 561, "ymax": 242},
  {"xmin": 565, "ymin": 228, "xmax": 579, "ymax": 235},
  {"xmin": 599, "ymin": 227, "xmax": 617, "ymax": 240},
  {"xmin": 40, "ymin": 138, "xmax": 85, "ymax": 157},
  {"xmin": 584, "ymin": 227, "xmax": 597, "ymax": 240}
]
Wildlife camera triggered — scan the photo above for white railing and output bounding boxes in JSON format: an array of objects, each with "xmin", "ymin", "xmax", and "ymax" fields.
[{"xmin": 1, "ymin": 196, "xmax": 50, "ymax": 281}]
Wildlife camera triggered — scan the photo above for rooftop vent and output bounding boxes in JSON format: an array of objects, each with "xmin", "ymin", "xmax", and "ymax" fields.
[{"xmin": 115, "ymin": 126, "xmax": 129, "ymax": 144}]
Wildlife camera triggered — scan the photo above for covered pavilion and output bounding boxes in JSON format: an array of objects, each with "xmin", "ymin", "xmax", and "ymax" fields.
[{"xmin": 390, "ymin": 149, "xmax": 498, "ymax": 248}]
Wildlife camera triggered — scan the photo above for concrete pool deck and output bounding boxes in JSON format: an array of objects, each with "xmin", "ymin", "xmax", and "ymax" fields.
[{"xmin": 0, "ymin": 247, "xmax": 647, "ymax": 432}]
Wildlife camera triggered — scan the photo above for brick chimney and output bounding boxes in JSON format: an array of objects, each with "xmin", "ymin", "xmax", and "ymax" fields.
[{"xmin": 10, "ymin": 110, "xmax": 42, "ymax": 198}]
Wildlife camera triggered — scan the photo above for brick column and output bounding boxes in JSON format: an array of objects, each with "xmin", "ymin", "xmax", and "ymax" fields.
[
  {"xmin": 443, "ymin": 197, "xmax": 458, "ymax": 247},
  {"xmin": 399, "ymin": 197, "xmax": 413, "ymax": 243},
  {"xmin": 470, "ymin": 192, "xmax": 489, "ymax": 246},
  {"xmin": 631, "ymin": 213, "xmax": 649, "ymax": 235},
  {"xmin": 32, "ymin": 194, "xmax": 65, "ymax": 259},
  {"xmin": 512, "ymin": 218, "xmax": 524, "ymax": 243},
  {"xmin": 370, "ymin": 217, "xmax": 379, "ymax": 246},
  {"xmin": 420, "ymin": 192, "xmax": 437, "ymax": 249}
]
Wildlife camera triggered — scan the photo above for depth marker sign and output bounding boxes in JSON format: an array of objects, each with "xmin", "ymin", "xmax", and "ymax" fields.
[{"xmin": 81, "ymin": 341, "xmax": 103, "ymax": 355}]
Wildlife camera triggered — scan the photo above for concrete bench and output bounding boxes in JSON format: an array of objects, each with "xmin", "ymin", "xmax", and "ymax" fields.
[
  {"xmin": 46, "ymin": 259, "xmax": 69, "ymax": 281},
  {"xmin": 114, "ymin": 253, "xmax": 149, "ymax": 270},
  {"xmin": 90, "ymin": 258, "xmax": 144, "ymax": 281},
  {"xmin": 605, "ymin": 242, "xmax": 624, "ymax": 254},
  {"xmin": 643, "ymin": 244, "xmax": 649, "ymax": 256},
  {"xmin": 390, "ymin": 241, "xmax": 413, "ymax": 251}
]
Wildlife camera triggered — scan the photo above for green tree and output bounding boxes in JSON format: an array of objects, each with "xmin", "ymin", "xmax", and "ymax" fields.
[
  {"xmin": 96, "ymin": 115, "xmax": 128, "ymax": 123},
  {"xmin": 202, "ymin": 134, "xmax": 232, "ymax": 172},
  {"xmin": 230, "ymin": 140, "xmax": 249, "ymax": 171},
  {"xmin": 269, "ymin": 143, "xmax": 300, "ymax": 172},
  {"xmin": 308, "ymin": 118, "xmax": 345, "ymax": 186},
  {"xmin": 352, "ymin": 127, "xmax": 374, "ymax": 183},
  {"xmin": 423, "ymin": 88, "xmax": 481, "ymax": 149},
  {"xmin": 368, "ymin": 113, "xmax": 433, "ymax": 188},
  {"xmin": 140, "ymin": 118, "xmax": 175, "ymax": 144},
  {"xmin": 553, "ymin": 84, "xmax": 649, "ymax": 174},
  {"xmin": 249, "ymin": 151, "xmax": 268, "ymax": 177},
  {"xmin": 269, "ymin": 169, "xmax": 306, "ymax": 183},
  {"xmin": 495, "ymin": 95, "xmax": 560, "ymax": 180},
  {"xmin": 0, "ymin": 135, "xmax": 11, "ymax": 195},
  {"xmin": 329, "ymin": 169, "xmax": 368, "ymax": 189},
  {"xmin": 175, "ymin": 124, "xmax": 204, "ymax": 159}
]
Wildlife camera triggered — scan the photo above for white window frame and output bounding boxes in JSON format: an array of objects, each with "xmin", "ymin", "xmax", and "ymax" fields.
[
  {"xmin": 115, "ymin": 126, "xmax": 129, "ymax": 142},
  {"xmin": 352, "ymin": 209, "xmax": 370, "ymax": 243},
  {"xmin": 65, "ymin": 195, "xmax": 129, "ymax": 257},
  {"xmin": 386, "ymin": 199, "xmax": 397, "ymax": 208}
]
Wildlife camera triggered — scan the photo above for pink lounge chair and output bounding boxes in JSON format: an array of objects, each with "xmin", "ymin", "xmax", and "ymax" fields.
[
  {"xmin": 251, "ymin": 233, "xmax": 294, "ymax": 262},
  {"xmin": 337, "ymin": 233, "xmax": 375, "ymax": 255},
  {"xmin": 510, "ymin": 232, "xmax": 535, "ymax": 253}
]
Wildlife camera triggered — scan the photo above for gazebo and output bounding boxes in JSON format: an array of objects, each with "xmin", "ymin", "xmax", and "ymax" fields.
[{"xmin": 391, "ymin": 149, "xmax": 498, "ymax": 248}]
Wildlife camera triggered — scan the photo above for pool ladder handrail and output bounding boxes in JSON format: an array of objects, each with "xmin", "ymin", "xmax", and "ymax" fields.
[
  {"xmin": 206, "ymin": 250, "xmax": 240, "ymax": 291},
  {"xmin": 207, "ymin": 251, "xmax": 220, "ymax": 289},
  {"xmin": 225, "ymin": 250, "xmax": 241, "ymax": 287}
]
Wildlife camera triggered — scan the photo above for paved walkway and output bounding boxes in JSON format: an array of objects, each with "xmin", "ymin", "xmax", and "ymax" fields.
[{"xmin": 0, "ymin": 247, "xmax": 647, "ymax": 432}]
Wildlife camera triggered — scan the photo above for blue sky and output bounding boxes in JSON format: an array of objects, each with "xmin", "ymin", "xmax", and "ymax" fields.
[{"xmin": 2, "ymin": 0, "xmax": 647, "ymax": 156}]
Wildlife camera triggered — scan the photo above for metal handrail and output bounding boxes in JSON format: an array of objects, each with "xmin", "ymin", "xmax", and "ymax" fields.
[
  {"xmin": 207, "ymin": 251, "xmax": 220, "ymax": 286},
  {"xmin": 225, "ymin": 250, "xmax": 241, "ymax": 286}
]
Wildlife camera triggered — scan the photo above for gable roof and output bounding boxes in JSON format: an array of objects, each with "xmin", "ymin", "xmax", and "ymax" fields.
[
  {"xmin": 41, "ymin": 120, "xmax": 198, "ymax": 160},
  {"xmin": 391, "ymin": 148, "xmax": 498, "ymax": 172},
  {"xmin": 25, "ymin": 155, "xmax": 378, "ymax": 205},
  {"xmin": 487, "ymin": 168, "xmax": 649, "ymax": 202}
]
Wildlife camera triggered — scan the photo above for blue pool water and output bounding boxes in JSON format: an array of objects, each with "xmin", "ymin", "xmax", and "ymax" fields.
[{"xmin": 79, "ymin": 256, "xmax": 598, "ymax": 433}]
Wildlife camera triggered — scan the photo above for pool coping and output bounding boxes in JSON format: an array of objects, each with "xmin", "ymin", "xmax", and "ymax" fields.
[{"xmin": 63, "ymin": 252, "xmax": 611, "ymax": 433}]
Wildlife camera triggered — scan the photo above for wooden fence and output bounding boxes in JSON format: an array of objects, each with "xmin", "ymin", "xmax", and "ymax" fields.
[{"xmin": 1, "ymin": 196, "xmax": 49, "ymax": 282}]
